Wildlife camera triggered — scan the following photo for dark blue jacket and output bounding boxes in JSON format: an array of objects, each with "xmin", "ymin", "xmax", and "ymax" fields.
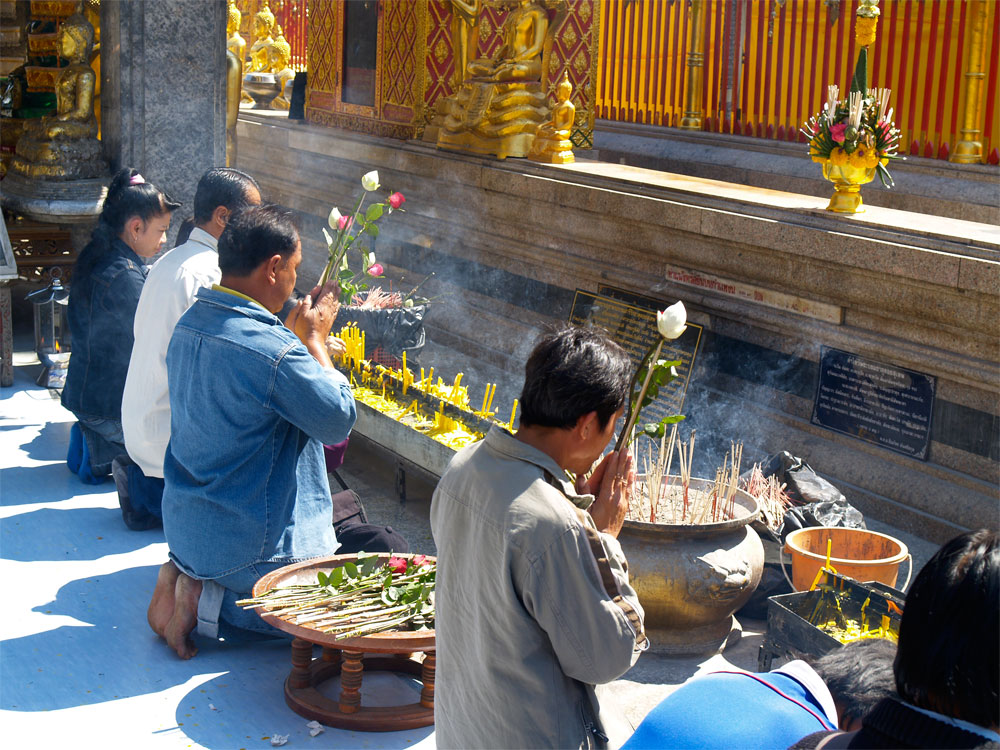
[{"xmin": 62, "ymin": 237, "xmax": 147, "ymax": 421}]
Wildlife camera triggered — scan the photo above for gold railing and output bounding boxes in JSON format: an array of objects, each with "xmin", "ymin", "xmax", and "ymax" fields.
[{"xmin": 596, "ymin": 0, "xmax": 999, "ymax": 164}]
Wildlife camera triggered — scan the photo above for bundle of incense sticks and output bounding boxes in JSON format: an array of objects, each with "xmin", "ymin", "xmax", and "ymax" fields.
[{"xmin": 742, "ymin": 463, "xmax": 792, "ymax": 531}]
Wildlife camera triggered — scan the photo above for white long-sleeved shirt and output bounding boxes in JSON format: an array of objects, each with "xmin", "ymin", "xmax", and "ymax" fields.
[{"xmin": 121, "ymin": 228, "xmax": 221, "ymax": 478}]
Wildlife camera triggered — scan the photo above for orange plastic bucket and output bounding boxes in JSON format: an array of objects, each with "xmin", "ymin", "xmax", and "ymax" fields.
[{"xmin": 781, "ymin": 526, "xmax": 911, "ymax": 592}]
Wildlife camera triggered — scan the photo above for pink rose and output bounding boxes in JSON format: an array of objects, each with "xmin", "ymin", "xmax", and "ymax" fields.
[
  {"xmin": 367, "ymin": 263, "xmax": 384, "ymax": 276},
  {"xmin": 829, "ymin": 123, "xmax": 847, "ymax": 143},
  {"xmin": 387, "ymin": 556, "xmax": 407, "ymax": 575},
  {"xmin": 337, "ymin": 215, "xmax": 353, "ymax": 231},
  {"xmin": 388, "ymin": 192, "xmax": 405, "ymax": 209},
  {"xmin": 411, "ymin": 554, "xmax": 429, "ymax": 567}
]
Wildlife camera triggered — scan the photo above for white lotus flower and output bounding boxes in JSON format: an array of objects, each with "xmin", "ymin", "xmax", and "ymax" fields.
[
  {"xmin": 361, "ymin": 170, "xmax": 380, "ymax": 191},
  {"xmin": 657, "ymin": 301, "xmax": 687, "ymax": 340},
  {"xmin": 327, "ymin": 207, "xmax": 343, "ymax": 230}
]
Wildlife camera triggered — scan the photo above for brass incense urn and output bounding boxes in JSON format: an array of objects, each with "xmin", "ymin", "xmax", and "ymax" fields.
[{"xmin": 617, "ymin": 478, "xmax": 764, "ymax": 655}]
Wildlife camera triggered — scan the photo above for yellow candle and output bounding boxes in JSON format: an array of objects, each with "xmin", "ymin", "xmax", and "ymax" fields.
[
  {"xmin": 486, "ymin": 383, "xmax": 496, "ymax": 413},
  {"xmin": 509, "ymin": 399, "xmax": 518, "ymax": 430},
  {"xmin": 480, "ymin": 384, "xmax": 490, "ymax": 414}
]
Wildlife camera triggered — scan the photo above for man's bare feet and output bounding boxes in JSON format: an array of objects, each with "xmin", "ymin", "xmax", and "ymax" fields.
[
  {"xmin": 147, "ymin": 561, "xmax": 180, "ymax": 637},
  {"xmin": 164, "ymin": 573, "xmax": 202, "ymax": 660}
]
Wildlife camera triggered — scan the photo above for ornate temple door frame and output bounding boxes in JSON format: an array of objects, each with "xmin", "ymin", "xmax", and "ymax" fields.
[{"xmin": 331, "ymin": 0, "xmax": 383, "ymax": 120}]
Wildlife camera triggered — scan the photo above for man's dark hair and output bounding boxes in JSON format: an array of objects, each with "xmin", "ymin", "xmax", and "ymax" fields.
[
  {"xmin": 218, "ymin": 203, "xmax": 299, "ymax": 277},
  {"xmin": 812, "ymin": 638, "xmax": 897, "ymax": 726},
  {"xmin": 519, "ymin": 325, "xmax": 631, "ymax": 430},
  {"xmin": 192, "ymin": 168, "xmax": 260, "ymax": 224},
  {"xmin": 894, "ymin": 528, "xmax": 999, "ymax": 729}
]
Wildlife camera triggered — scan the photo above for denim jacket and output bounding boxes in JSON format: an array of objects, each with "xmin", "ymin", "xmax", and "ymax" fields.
[
  {"xmin": 61, "ymin": 237, "xmax": 148, "ymax": 421},
  {"xmin": 162, "ymin": 287, "xmax": 356, "ymax": 580}
]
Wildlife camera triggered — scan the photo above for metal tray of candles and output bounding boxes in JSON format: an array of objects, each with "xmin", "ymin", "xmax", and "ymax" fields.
[{"xmin": 757, "ymin": 570, "xmax": 904, "ymax": 670}]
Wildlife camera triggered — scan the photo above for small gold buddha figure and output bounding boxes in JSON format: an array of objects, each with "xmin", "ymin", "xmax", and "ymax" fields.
[
  {"xmin": 11, "ymin": 11, "xmax": 104, "ymax": 180},
  {"xmin": 249, "ymin": 1, "xmax": 276, "ymax": 74},
  {"xmin": 438, "ymin": 0, "xmax": 560, "ymax": 160},
  {"xmin": 228, "ymin": 1, "xmax": 254, "ymax": 105},
  {"xmin": 267, "ymin": 31, "xmax": 295, "ymax": 111},
  {"xmin": 527, "ymin": 71, "xmax": 575, "ymax": 164},
  {"xmin": 450, "ymin": 0, "xmax": 481, "ymax": 89}
]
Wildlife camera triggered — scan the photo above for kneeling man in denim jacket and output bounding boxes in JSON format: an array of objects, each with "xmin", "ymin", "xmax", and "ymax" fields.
[
  {"xmin": 431, "ymin": 326, "xmax": 648, "ymax": 749},
  {"xmin": 147, "ymin": 204, "xmax": 370, "ymax": 659}
]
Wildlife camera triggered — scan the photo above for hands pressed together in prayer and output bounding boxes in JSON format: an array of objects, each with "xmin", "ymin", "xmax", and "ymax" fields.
[
  {"xmin": 577, "ymin": 449, "xmax": 635, "ymax": 538},
  {"xmin": 285, "ymin": 280, "xmax": 341, "ymax": 367}
]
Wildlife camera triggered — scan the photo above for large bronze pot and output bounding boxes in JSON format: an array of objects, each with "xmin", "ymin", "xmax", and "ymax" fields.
[{"xmin": 618, "ymin": 477, "xmax": 764, "ymax": 655}]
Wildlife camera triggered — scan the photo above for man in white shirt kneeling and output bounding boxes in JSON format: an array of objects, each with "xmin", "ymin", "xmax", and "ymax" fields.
[{"xmin": 117, "ymin": 168, "xmax": 261, "ymax": 530}]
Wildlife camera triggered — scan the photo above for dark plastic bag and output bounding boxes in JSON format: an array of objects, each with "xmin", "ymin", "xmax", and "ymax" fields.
[
  {"xmin": 337, "ymin": 303, "xmax": 427, "ymax": 359},
  {"xmin": 781, "ymin": 500, "xmax": 866, "ymax": 542}
]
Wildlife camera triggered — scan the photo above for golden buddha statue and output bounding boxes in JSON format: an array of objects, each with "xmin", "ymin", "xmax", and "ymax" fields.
[
  {"xmin": 228, "ymin": 1, "xmax": 255, "ymax": 106},
  {"xmin": 450, "ymin": 0, "xmax": 481, "ymax": 89},
  {"xmin": 438, "ymin": 0, "xmax": 562, "ymax": 160},
  {"xmin": 11, "ymin": 12, "xmax": 104, "ymax": 180},
  {"xmin": 226, "ymin": 49, "xmax": 241, "ymax": 166},
  {"xmin": 527, "ymin": 70, "xmax": 575, "ymax": 164},
  {"xmin": 267, "ymin": 31, "xmax": 295, "ymax": 111},
  {"xmin": 249, "ymin": 1, "xmax": 276, "ymax": 74}
]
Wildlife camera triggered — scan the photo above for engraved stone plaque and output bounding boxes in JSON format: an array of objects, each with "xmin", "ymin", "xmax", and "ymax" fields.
[{"xmin": 812, "ymin": 347, "xmax": 936, "ymax": 460}]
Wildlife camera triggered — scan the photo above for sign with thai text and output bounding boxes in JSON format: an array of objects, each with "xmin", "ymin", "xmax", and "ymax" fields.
[
  {"xmin": 812, "ymin": 347, "xmax": 936, "ymax": 460},
  {"xmin": 664, "ymin": 266, "xmax": 843, "ymax": 324}
]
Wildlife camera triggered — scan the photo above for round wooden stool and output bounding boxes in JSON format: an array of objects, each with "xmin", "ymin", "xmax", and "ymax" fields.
[{"xmin": 253, "ymin": 554, "xmax": 436, "ymax": 732}]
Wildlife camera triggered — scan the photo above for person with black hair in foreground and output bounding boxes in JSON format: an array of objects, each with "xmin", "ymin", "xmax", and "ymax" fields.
[
  {"xmin": 147, "ymin": 205, "xmax": 406, "ymax": 660},
  {"xmin": 117, "ymin": 168, "xmax": 261, "ymax": 530},
  {"xmin": 63, "ymin": 167, "xmax": 181, "ymax": 483},
  {"xmin": 431, "ymin": 325, "xmax": 646, "ymax": 749},
  {"xmin": 623, "ymin": 638, "xmax": 896, "ymax": 750},
  {"xmin": 792, "ymin": 528, "xmax": 999, "ymax": 749}
]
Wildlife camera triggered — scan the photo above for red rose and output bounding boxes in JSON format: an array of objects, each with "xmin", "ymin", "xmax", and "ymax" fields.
[
  {"xmin": 388, "ymin": 192, "xmax": 405, "ymax": 209},
  {"xmin": 411, "ymin": 554, "xmax": 429, "ymax": 567},
  {"xmin": 367, "ymin": 263, "xmax": 384, "ymax": 277},
  {"xmin": 387, "ymin": 556, "xmax": 407, "ymax": 575}
]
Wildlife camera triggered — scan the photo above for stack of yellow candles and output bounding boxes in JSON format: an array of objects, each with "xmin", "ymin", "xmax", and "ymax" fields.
[{"xmin": 332, "ymin": 329, "xmax": 521, "ymax": 448}]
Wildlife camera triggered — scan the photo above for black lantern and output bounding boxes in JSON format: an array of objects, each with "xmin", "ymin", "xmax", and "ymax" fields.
[{"xmin": 26, "ymin": 273, "xmax": 71, "ymax": 388}]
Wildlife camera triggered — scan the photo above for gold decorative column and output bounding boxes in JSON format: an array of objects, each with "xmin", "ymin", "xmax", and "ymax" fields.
[
  {"xmin": 951, "ymin": 0, "xmax": 989, "ymax": 164},
  {"xmin": 680, "ymin": 0, "xmax": 706, "ymax": 130}
]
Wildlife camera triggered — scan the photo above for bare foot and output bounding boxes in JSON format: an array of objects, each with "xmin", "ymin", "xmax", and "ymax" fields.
[
  {"xmin": 164, "ymin": 572, "xmax": 202, "ymax": 660},
  {"xmin": 147, "ymin": 561, "xmax": 180, "ymax": 637}
]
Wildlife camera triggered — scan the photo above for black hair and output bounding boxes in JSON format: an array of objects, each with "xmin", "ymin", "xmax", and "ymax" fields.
[
  {"xmin": 75, "ymin": 167, "xmax": 181, "ymax": 277},
  {"xmin": 192, "ymin": 168, "xmax": 260, "ymax": 224},
  {"xmin": 218, "ymin": 203, "xmax": 299, "ymax": 277},
  {"xmin": 811, "ymin": 638, "xmax": 897, "ymax": 726},
  {"xmin": 519, "ymin": 325, "xmax": 632, "ymax": 430},
  {"xmin": 894, "ymin": 528, "xmax": 999, "ymax": 728}
]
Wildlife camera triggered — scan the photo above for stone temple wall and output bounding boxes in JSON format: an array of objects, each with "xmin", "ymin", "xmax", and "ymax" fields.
[{"xmin": 236, "ymin": 112, "xmax": 999, "ymax": 543}]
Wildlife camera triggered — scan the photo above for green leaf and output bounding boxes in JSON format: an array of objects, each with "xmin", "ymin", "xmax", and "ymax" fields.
[
  {"xmin": 662, "ymin": 414, "xmax": 686, "ymax": 424},
  {"xmin": 365, "ymin": 223, "xmax": 380, "ymax": 238},
  {"xmin": 343, "ymin": 562, "xmax": 358, "ymax": 579},
  {"xmin": 366, "ymin": 203, "xmax": 384, "ymax": 222},
  {"xmin": 316, "ymin": 570, "xmax": 329, "ymax": 586},
  {"xmin": 359, "ymin": 554, "xmax": 378, "ymax": 576},
  {"xmin": 338, "ymin": 268, "xmax": 355, "ymax": 280},
  {"xmin": 330, "ymin": 567, "xmax": 345, "ymax": 586}
]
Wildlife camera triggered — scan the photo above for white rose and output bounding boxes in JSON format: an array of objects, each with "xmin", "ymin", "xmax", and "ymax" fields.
[
  {"xmin": 327, "ymin": 207, "xmax": 343, "ymax": 230},
  {"xmin": 657, "ymin": 301, "xmax": 687, "ymax": 340},
  {"xmin": 361, "ymin": 170, "xmax": 380, "ymax": 192}
]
